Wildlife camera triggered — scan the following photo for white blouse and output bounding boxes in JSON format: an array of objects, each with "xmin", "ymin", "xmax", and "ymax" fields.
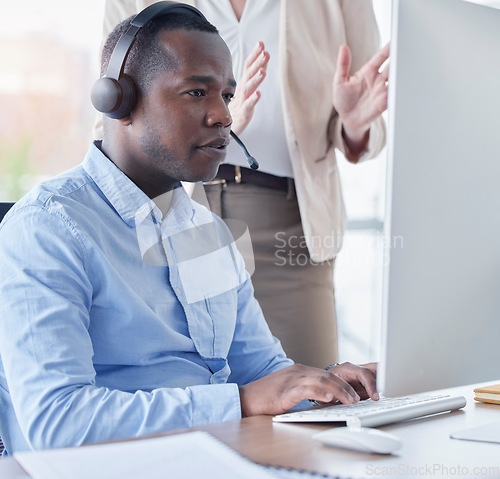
[{"xmin": 197, "ymin": 0, "xmax": 293, "ymax": 178}]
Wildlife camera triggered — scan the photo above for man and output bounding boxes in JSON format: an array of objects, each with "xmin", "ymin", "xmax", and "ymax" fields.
[
  {"xmin": 98, "ymin": 0, "xmax": 389, "ymax": 368},
  {"xmin": 0, "ymin": 6, "xmax": 377, "ymax": 455}
]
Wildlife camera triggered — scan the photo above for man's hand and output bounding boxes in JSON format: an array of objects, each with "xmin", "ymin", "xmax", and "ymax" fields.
[
  {"xmin": 326, "ymin": 362, "xmax": 379, "ymax": 401},
  {"xmin": 238, "ymin": 362, "xmax": 378, "ymax": 417},
  {"xmin": 229, "ymin": 41, "xmax": 270, "ymax": 135},
  {"xmin": 333, "ymin": 43, "xmax": 390, "ymax": 158}
]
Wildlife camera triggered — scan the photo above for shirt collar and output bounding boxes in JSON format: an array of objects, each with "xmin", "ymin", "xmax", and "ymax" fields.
[{"xmin": 82, "ymin": 141, "xmax": 194, "ymax": 228}]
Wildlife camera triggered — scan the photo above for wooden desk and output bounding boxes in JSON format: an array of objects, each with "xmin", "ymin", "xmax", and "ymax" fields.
[{"xmin": 1, "ymin": 383, "xmax": 499, "ymax": 478}]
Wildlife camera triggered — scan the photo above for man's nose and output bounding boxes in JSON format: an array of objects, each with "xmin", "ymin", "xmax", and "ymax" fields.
[{"xmin": 205, "ymin": 98, "xmax": 232, "ymax": 128}]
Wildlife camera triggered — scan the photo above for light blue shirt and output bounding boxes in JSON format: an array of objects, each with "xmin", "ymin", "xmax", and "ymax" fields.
[{"xmin": 0, "ymin": 142, "xmax": 292, "ymax": 454}]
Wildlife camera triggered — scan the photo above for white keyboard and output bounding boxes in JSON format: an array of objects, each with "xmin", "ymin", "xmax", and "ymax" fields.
[{"xmin": 273, "ymin": 394, "xmax": 467, "ymax": 428}]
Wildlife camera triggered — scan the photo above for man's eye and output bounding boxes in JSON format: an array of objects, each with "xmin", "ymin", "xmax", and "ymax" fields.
[
  {"xmin": 223, "ymin": 93, "xmax": 234, "ymax": 102},
  {"xmin": 189, "ymin": 90, "xmax": 204, "ymax": 97}
]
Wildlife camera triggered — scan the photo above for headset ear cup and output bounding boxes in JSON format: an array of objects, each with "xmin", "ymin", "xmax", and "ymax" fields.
[
  {"xmin": 91, "ymin": 77, "xmax": 122, "ymax": 114},
  {"xmin": 90, "ymin": 75, "xmax": 137, "ymax": 119},
  {"xmin": 109, "ymin": 75, "xmax": 137, "ymax": 119}
]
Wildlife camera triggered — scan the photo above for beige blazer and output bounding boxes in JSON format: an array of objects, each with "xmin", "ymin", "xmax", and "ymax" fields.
[{"xmin": 99, "ymin": 0, "xmax": 386, "ymax": 261}]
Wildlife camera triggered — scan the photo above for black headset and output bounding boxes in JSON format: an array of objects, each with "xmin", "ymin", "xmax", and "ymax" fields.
[
  {"xmin": 91, "ymin": 1, "xmax": 259, "ymax": 169},
  {"xmin": 91, "ymin": 2, "xmax": 205, "ymax": 120}
]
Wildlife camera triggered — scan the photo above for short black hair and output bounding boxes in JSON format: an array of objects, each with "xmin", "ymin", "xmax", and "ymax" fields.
[{"xmin": 101, "ymin": 10, "xmax": 218, "ymax": 94}]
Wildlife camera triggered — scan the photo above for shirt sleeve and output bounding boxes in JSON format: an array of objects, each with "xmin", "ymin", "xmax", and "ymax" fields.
[
  {"xmin": 227, "ymin": 274, "xmax": 294, "ymax": 386},
  {"xmin": 0, "ymin": 205, "xmax": 241, "ymax": 451}
]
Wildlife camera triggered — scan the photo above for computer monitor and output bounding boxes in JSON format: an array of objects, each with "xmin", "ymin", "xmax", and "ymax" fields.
[{"xmin": 378, "ymin": 0, "xmax": 500, "ymax": 397}]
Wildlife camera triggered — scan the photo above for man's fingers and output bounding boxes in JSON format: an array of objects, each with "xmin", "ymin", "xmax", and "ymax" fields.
[
  {"xmin": 285, "ymin": 369, "xmax": 360, "ymax": 406},
  {"xmin": 317, "ymin": 370, "xmax": 360, "ymax": 404},
  {"xmin": 356, "ymin": 367, "xmax": 379, "ymax": 401},
  {"xmin": 361, "ymin": 362, "xmax": 378, "ymax": 375},
  {"xmin": 239, "ymin": 364, "xmax": 372, "ymax": 417},
  {"xmin": 333, "ymin": 362, "xmax": 379, "ymax": 401}
]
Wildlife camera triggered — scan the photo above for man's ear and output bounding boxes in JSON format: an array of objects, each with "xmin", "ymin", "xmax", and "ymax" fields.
[{"xmin": 116, "ymin": 115, "xmax": 132, "ymax": 126}]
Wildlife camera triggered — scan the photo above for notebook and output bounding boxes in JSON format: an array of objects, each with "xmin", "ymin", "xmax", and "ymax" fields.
[
  {"xmin": 14, "ymin": 432, "xmax": 275, "ymax": 479},
  {"xmin": 473, "ymin": 384, "xmax": 500, "ymax": 405},
  {"xmin": 13, "ymin": 431, "xmax": 343, "ymax": 479}
]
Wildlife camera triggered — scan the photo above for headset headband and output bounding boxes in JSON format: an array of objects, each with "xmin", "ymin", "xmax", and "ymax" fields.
[{"xmin": 105, "ymin": 2, "xmax": 207, "ymax": 81}]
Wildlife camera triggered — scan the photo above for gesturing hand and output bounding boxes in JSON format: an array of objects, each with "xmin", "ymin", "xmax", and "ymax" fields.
[
  {"xmin": 229, "ymin": 41, "xmax": 270, "ymax": 135},
  {"xmin": 333, "ymin": 43, "xmax": 390, "ymax": 139},
  {"xmin": 238, "ymin": 362, "xmax": 378, "ymax": 418}
]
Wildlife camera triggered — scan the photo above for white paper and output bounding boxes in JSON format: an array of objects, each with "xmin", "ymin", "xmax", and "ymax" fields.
[
  {"xmin": 450, "ymin": 421, "xmax": 500, "ymax": 444},
  {"xmin": 14, "ymin": 431, "xmax": 277, "ymax": 479}
]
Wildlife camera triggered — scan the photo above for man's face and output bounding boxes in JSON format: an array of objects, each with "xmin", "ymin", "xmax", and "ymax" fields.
[{"xmin": 125, "ymin": 29, "xmax": 235, "ymax": 197}]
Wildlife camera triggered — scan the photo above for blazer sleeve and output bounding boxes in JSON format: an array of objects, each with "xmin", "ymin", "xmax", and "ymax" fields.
[{"xmin": 328, "ymin": 0, "xmax": 387, "ymax": 162}]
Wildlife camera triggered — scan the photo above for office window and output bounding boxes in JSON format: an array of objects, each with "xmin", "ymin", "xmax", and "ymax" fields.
[
  {"xmin": 0, "ymin": 1, "xmax": 104, "ymax": 201},
  {"xmin": 335, "ymin": 0, "xmax": 390, "ymax": 364}
]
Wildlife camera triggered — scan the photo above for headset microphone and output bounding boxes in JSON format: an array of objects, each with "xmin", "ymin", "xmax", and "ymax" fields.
[{"xmin": 230, "ymin": 131, "xmax": 259, "ymax": 170}]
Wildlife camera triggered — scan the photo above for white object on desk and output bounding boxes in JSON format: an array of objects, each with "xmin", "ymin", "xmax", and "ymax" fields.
[
  {"xmin": 13, "ymin": 431, "xmax": 276, "ymax": 479},
  {"xmin": 273, "ymin": 394, "xmax": 466, "ymax": 427},
  {"xmin": 313, "ymin": 427, "xmax": 402, "ymax": 455},
  {"xmin": 450, "ymin": 421, "xmax": 500, "ymax": 445}
]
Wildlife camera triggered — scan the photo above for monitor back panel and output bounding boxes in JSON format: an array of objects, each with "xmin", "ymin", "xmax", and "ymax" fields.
[{"xmin": 379, "ymin": 0, "xmax": 500, "ymax": 397}]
